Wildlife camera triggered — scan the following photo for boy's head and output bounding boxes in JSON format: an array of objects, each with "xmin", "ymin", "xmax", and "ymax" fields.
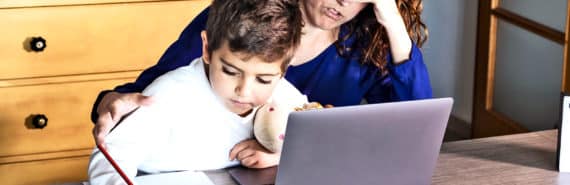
[{"xmin": 200, "ymin": 0, "xmax": 303, "ymax": 116}]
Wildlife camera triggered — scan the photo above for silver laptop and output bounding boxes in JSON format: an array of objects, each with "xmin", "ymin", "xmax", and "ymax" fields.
[{"xmin": 230, "ymin": 97, "xmax": 453, "ymax": 185}]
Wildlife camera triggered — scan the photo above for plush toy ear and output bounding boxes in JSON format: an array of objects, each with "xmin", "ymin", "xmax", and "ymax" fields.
[{"xmin": 253, "ymin": 100, "xmax": 292, "ymax": 153}]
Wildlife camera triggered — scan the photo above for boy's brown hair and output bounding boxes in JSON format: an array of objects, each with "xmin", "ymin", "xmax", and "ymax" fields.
[{"xmin": 205, "ymin": 0, "xmax": 303, "ymax": 71}]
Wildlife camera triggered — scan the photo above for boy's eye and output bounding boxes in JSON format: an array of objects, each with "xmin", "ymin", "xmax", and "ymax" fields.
[
  {"xmin": 222, "ymin": 66, "xmax": 238, "ymax": 76},
  {"xmin": 256, "ymin": 77, "xmax": 272, "ymax": 84}
]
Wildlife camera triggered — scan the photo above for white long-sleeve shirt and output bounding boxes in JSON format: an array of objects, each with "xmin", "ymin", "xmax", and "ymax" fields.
[{"xmin": 88, "ymin": 58, "xmax": 306, "ymax": 185}]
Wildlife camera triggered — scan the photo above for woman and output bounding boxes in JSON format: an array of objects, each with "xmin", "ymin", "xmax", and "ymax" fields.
[{"xmin": 92, "ymin": 0, "xmax": 430, "ymax": 168}]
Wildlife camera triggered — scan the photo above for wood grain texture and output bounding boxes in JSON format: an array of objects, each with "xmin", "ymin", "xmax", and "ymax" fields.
[
  {"xmin": 0, "ymin": 78, "xmax": 135, "ymax": 157},
  {"xmin": 492, "ymin": 8, "xmax": 565, "ymax": 45},
  {"xmin": 0, "ymin": 0, "xmax": 200, "ymax": 9},
  {"xmin": 0, "ymin": 156, "xmax": 90, "ymax": 185},
  {"xmin": 0, "ymin": 0, "xmax": 209, "ymax": 79},
  {"xmin": 432, "ymin": 130, "xmax": 559, "ymax": 185},
  {"xmin": 472, "ymin": 0, "xmax": 529, "ymax": 138},
  {"xmin": 563, "ymin": 1, "xmax": 570, "ymax": 93}
]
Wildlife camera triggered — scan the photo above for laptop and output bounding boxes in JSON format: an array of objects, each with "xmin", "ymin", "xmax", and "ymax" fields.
[{"xmin": 229, "ymin": 97, "xmax": 453, "ymax": 185}]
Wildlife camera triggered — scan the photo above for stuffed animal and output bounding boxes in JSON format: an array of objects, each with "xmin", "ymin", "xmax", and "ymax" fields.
[{"xmin": 253, "ymin": 97, "xmax": 332, "ymax": 153}]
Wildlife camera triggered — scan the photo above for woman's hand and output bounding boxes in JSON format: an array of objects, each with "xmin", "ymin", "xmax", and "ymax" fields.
[
  {"xmin": 347, "ymin": 0, "xmax": 412, "ymax": 63},
  {"xmin": 346, "ymin": 0, "xmax": 401, "ymax": 26},
  {"xmin": 93, "ymin": 92, "xmax": 153, "ymax": 145},
  {"xmin": 229, "ymin": 139, "xmax": 280, "ymax": 168}
]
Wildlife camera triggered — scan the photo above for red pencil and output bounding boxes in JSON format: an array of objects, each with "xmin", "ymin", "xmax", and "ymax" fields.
[{"xmin": 97, "ymin": 144, "xmax": 134, "ymax": 185}]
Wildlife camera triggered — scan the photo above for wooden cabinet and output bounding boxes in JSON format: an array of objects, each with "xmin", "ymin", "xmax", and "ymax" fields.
[{"xmin": 0, "ymin": 0, "xmax": 209, "ymax": 184}]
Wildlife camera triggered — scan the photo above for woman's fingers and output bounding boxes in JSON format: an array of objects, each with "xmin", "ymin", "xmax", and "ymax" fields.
[
  {"xmin": 93, "ymin": 92, "xmax": 154, "ymax": 144},
  {"xmin": 93, "ymin": 112, "xmax": 114, "ymax": 145}
]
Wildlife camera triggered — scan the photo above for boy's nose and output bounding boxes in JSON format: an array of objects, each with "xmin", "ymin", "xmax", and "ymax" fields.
[{"xmin": 235, "ymin": 80, "xmax": 253, "ymax": 97}]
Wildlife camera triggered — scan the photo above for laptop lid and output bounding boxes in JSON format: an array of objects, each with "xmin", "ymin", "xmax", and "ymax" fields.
[
  {"xmin": 276, "ymin": 97, "xmax": 453, "ymax": 185},
  {"xmin": 230, "ymin": 98, "xmax": 453, "ymax": 185}
]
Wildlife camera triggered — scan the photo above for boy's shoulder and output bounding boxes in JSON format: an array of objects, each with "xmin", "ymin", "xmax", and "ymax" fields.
[
  {"xmin": 142, "ymin": 58, "xmax": 208, "ymax": 97},
  {"xmin": 271, "ymin": 79, "xmax": 307, "ymax": 106}
]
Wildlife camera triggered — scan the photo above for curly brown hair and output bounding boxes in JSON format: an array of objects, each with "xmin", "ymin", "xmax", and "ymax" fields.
[{"xmin": 338, "ymin": 0, "xmax": 428, "ymax": 74}]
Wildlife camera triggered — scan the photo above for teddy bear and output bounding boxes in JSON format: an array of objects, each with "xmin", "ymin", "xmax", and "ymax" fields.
[{"xmin": 253, "ymin": 96, "xmax": 331, "ymax": 153}]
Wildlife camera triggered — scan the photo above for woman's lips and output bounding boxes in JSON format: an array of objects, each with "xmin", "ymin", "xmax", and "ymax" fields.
[{"xmin": 324, "ymin": 7, "xmax": 342, "ymax": 21}]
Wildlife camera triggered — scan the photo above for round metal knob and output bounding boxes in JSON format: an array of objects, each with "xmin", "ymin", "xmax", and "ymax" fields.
[
  {"xmin": 30, "ymin": 37, "xmax": 47, "ymax": 52},
  {"xmin": 32, "ymin": 114, "xmax": 48, "ymax": 129}
]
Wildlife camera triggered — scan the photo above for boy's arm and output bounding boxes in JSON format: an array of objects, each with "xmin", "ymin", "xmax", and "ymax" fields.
[
  {"xmin": 90, "ymin": 70, "xmax": 183, "ymax": 184},
  {"xmin": 88, "ymin": 106, "xmax": 164, "ymax": 185}
]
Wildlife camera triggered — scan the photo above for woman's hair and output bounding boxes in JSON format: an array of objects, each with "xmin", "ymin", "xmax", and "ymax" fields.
[
  {"xmin": 338, "ymin": 0, "xmax": 428, "ymax": 74},
  {"xmin": 205, "ymin": 0, "xmax": 303, "ymax": 71}
]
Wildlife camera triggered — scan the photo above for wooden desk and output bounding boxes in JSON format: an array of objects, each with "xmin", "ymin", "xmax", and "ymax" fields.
[
  {"xmin": 205, "ymin": 130, "xmax": 566, "ymax": 185},
  {"xmin": 432, "ymin": 130, "xmax": 560, "ymax": 185}
]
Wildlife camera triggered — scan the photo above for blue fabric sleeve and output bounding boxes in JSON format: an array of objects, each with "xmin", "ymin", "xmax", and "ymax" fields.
[
  {"xmin": 365, "ymin": 43, "xmax": 432, "ymax": 103},
  {"xmin": 91, "ymin": 8, "xmax": 209, "ymax": 123}
]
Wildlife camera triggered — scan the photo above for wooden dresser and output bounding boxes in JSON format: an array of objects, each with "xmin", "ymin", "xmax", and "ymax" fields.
[{"xmin": 0, "ymin": 1, "xmax": 209, "ymax": 184}]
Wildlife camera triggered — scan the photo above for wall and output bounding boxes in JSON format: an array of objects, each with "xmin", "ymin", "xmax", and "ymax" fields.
[{"xmin": 422, "ymin": 0, "xmax": 478, "ymax": 124}]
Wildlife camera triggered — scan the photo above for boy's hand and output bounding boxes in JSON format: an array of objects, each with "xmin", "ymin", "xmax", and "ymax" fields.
[
  {"xmin": 229, "ymin": 139, "xmax": 280, "ymax": 168},
  {"xmin": 93, "ymin": 92, "xmax": 154, "ymax": 145}
]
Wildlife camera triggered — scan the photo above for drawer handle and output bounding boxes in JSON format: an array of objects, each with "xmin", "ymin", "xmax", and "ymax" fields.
[
  {"xmin": 30, "ymin": 37, "xmax": 47, "ymax": 52},
  {"xmin": 32, "ymin": 114, "xmax": 48, "ymax": 129}
]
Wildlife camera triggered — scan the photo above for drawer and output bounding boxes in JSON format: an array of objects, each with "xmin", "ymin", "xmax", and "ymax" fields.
[
  {"xmin": 0, "ymin": 0, "xmax": 209, "ymax": 79},
  {"xmin": 0, "ymin": 155, "xmax": 90, "ymax": 185},
  {"xmin": 1, "ymin": 0, "xmax": 176, "ymax": 8},
  {"xmin": 0, "ymin": 76, "xmax": 136, "ymax": 157}
]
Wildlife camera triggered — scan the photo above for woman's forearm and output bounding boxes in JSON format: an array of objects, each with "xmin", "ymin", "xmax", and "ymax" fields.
[{"xmin": 383, "ymin": 16, "xmax": 412, "ymax": 64}]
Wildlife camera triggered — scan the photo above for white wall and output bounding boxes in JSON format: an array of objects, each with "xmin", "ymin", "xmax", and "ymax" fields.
[{"xmin": 422, "ymin": 0, "xmax": 478, "ymax": 123}]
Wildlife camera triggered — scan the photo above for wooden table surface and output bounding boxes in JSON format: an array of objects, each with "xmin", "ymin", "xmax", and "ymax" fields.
[
  {"xmin": 432, "ymin": 130, "xmax": 562, "ymax": 185},
  {"xmin": 206, "ymin": 130, "xmax": 568, "ymax": 185}
]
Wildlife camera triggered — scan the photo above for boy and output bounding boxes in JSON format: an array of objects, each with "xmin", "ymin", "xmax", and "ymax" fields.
[{"xmin": 88, "ymin": 0, "xmax": 303, "ymax": 184}]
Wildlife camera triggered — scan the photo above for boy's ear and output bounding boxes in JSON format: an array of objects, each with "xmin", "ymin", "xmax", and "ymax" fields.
[{"xmin": 201, "ymin": 31, "xmax": 210, "ymax": 64}]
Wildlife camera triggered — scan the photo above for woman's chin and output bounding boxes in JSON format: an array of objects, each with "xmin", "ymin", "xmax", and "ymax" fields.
[{"xmin": 315, "ymin": 20, "xmax": 342, "ymax": 31}]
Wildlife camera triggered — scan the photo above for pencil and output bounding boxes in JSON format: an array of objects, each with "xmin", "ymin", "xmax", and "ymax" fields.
[{"xmin": 97, "ymin": 144, "xmax": 134, "ymax": 185}]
